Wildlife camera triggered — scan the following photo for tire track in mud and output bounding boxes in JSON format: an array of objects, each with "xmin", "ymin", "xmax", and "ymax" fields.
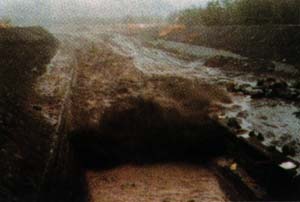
[{"xmin": 36, "ymin": 37, "xmax": 84, "ymax": 202}]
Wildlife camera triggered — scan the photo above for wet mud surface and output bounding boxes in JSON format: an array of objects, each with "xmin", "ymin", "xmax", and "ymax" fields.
[
  {"xmin": 42, "ymin": 25, "xmax": 240, "ymax": 201},
  {"xmin": 37, "ymin": 24, "xmax": 300, "ymax": 201},
  {"xmin": 0, "ymin": 27, "xmax": 58, "ymax": 202},
  {"xmin": 105, "ymin": 31, "xmax": 300, "ymax": 164},
  {"xmin": 3, "ymin": 25, "xmax": 299, "ymax": 201},
  {"xmin": 86, "ymin": 163, "xmax": 229, "ymax": 202}
]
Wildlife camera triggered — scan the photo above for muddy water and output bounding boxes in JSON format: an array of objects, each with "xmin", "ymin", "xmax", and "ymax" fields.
[
  {"xmin": 106, "ymin": 33, "xmax": 300, "ymax": 163},
  {"xmin": 87, "ymin": 163, "xmax": 228, "ymax": 202}
]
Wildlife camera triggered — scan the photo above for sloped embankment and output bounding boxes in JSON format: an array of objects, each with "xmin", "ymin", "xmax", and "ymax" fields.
[
  {"xmin": 160, "ymin": 25, "xmax": 300, "ymax": 66},
  {"xmin": 0, "ymin": 27, "xmax": 58, "ymax": 202}
]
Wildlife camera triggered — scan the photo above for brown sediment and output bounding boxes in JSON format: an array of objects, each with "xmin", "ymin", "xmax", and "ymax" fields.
[
  {"xmin": 69, "ymin": 39, "xmax": 232, "ymax": 166},
  {"xmin": 2, "ymin": 25, "xmax": 300, "ymax": 202},
  {"xmin": 86, "ymin": 163, "xmax": 228, "ymax": 202},
  {"xmin": 66, "ymin": 37, "xmax": 238, "ymax": 202},
  {"xmin": 0, "ymin": 27, "xmax": 58, "ymax": 202},
  {"xmin": 70, "ymin": 40, "xmax": 231, "ymax": 132}
]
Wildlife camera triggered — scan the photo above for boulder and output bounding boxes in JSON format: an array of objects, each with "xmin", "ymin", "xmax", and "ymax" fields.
[
  {"xmin": 282, "ymin": 144, "xmax": 296, "ymax": 157},
  {"xmin": 249, "ymin": 131, "xmax": 265, "ymax": 141},
  {"xmin": 293, "ymin": 111, "xmax": 300, "ymax": 119},
  {"xmin": 226, "ymin": 117, "xmax": 241, "ymax": 130}
]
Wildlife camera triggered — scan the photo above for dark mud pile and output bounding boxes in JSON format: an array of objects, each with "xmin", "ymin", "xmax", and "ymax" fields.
[
  {"xmin": 161, "ymin": 25, "xmax": 300, "ymax": 66},
  {"xmin": 71, "ymin": 97, "xmax": 231, "ymax": 168},
  {"xmin": 69, "ymin": 42, "xmax": 233, "ymax": 168},
  {"xmin": 67, "ymin": 39, "xmax": 250, "ymax": 202},
  {"xmin": 0, "ymin": 27, "xmax": 58, "ymax": 202}
]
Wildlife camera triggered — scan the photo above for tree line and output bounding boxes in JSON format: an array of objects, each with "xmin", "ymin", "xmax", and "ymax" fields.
[{"xmin": 171, "ymin": 0, "xmax": 300, "ymax": 26}]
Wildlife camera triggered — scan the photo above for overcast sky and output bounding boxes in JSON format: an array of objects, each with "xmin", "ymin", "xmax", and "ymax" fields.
[
  {"xmin": 166, "ymin": 0, "xmax": 207, "ymax": 8},
  {"xmin": 0, "ymin": 0, "xmax": 209, "ymax": 24}
]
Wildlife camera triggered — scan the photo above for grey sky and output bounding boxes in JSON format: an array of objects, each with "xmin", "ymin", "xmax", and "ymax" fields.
[
  {"xmin": 166, "ymin": 0, "xmax": 207, "ymax": 8},
  {"xmin": 0, "ymin": 0, "xmax": 209, "ymax": 25}
]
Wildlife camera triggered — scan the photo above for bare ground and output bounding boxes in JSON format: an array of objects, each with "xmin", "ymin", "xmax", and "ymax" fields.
[
  {"xmin": 70, "ymin": 38, "xmax": 231, "ymax": 131},
  {"xmin": 86, "ymin": 163, "xmax": 229, "ymax": 202}
]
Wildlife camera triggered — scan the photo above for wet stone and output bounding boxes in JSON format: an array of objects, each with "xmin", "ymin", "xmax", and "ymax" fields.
[
  {"xmin": 241, "ymin": 78, "xmax": 300, "ymax": 100},
  {"xmin": 293, "ymin": 111, "xmax": 300, "ymax": 119},
  {"xmin": 246, "ymin": 88, "xmax": 265, "ymax": 98},
  {"xmin": 292, "ymin": 80, "xmax": 300, "ymax": 89},
  {"xmin": 237, "ymin": 111, "xmax": 248, "ymax": 119},
  {"xmin": 226, "ymin": 117, "xmax": 241, "ymax": 130},
  {"xmin": 226, "ymin": 82, "xmax": 236, "ymax": 92},
  {"xmin": 249, "ymin": 131, "xmax": 265, "ymax": 141},
  {"xmin": 249, "ymin": 131, "xmax": 257, "ymax": 138},
  {"xmin": 32, "ymin": 105, "xmax": 42, "ymax": 111},
  {"xmin": 282, "ymin": 144, "xmax": 296, "ymax": 157},
  {"xmin": 279, "ymin": 161, "xmax": 297, "ymax": 170},
  {"xmin": 257, "ymin": 133, "xmax": 265, "ymax": 141},
  {"xmin": 268, "ymin": 145, "xmax": 278, "ymax": 153}
]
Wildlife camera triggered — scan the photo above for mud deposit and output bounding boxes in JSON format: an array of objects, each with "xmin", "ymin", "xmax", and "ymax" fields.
[
  {"xmin": 2, "ymin": 25, "xmax": 300, "ymax": 202},
  {"xmin": 87, "ymin": 163, "xmax": 228, "ymax": 202},
  {"xmin": 0, "ymin": 27, "xmax": 58, "ymax": 201},
  {"xmin": 49, "ymin": 27, "xmax": 245, "ymax": 202},
  {"xmin": 132, "ymin": 34, "xmax": 300, "ymax": 164}
]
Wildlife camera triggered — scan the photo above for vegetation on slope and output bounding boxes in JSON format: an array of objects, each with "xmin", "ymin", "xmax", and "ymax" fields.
[{"xmin": 170, "ymin": 0, "xmax": 300, "ymax": 26}]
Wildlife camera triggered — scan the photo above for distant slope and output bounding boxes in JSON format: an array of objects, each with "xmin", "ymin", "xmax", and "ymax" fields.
[{"xmin": 161, "ymin": 25, "xmax": 300, "ymax": 66}]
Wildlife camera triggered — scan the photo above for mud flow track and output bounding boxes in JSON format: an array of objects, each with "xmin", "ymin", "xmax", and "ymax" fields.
[
  {"xmin": 36, "ymin": 30, "xmax": 238, "ymax": 202},
  {"xmin": 34, "ymin": 25, "xmax": 300, "ymax": 201}
]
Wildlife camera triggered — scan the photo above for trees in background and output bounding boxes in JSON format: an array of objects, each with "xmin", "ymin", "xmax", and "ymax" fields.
[{"xmin": 173, "ymin": 0, "xmax": 300, "ymax": 26}]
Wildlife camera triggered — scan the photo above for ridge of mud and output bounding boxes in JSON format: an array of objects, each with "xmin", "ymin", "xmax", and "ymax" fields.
[{"xmin": 0, "ymin": 27, "xmax": 58, "ymax": 202}]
